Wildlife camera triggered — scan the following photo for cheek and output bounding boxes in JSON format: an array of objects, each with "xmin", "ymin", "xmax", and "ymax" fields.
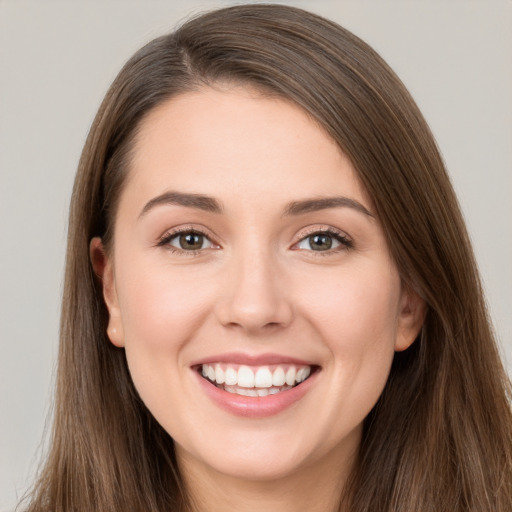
[
  {"xmin": 298, "ymin": 263, "xmax": 401, "ymax": 381},
  {"xmin": 113, "ymin": 259, "xmax": 218, "ymax": 400},
  {"xmin": 117, "ymin": 263, "xmax": 212, "ymax": 345},
  {"xmin": 113, "ymin": 261, "xmax": 218, "ymax": 423},
  {"xmin": 314, "ymin": 268, "xmax": 400, "ymax": 428},
  {"xmin": 303, "ymin": 263, "xmax": 399, "ymax": 335}
]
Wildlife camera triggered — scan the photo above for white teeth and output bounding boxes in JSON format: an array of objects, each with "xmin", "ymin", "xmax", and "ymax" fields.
[
  {"xmin": 285, "ymin": 367, "xmax": 296, "ymax": 386},
  {"xmin": 237, "ymin": 365, "xmax": 255, "ymax": 388},
  {"xmin": 215, "ymin": 364, "xmax": 225, "ymax": 384},
  {"xmin": 254, "ymin": 367, "xmax": 273, "ymax": 388},
  {"xmin": 272, "ymin": 367, "xmax": 286, "ymax": 386},
  {"xmin": 200, "ymin": 363, "xmax": 313, "ymax": 393},
  {"xmin": 225, "ymin": 367, "xmax": 237, "ymax": 386}
]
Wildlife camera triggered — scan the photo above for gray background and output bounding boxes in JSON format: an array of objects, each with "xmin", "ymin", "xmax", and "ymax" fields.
[{"xmin": 1, "ymin": 1, "xmax": 511, "ymax": 509}]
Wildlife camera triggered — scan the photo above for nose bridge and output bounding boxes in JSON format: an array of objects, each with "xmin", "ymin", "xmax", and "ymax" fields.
[{"xmin": 216, "ymin": 236, "xmax": 292, "ymax": 332}]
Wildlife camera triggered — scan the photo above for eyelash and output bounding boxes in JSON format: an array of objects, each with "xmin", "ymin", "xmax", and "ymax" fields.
[
  {"xmin": 293, "ymin": 227, "xmax": 353, "ymax": 255},
  {"xmin": 156, "ymin": 227, "xmax": 353, "ymax": 255},
  {"xmin": 157, "ymin": 227, "xmax": 215, "ymax": 255}
]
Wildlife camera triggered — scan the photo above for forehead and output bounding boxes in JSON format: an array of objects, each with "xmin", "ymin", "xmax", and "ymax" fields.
[{"xmin": 122, "ymin": 86, "xmax": 370, "ymax": 213}]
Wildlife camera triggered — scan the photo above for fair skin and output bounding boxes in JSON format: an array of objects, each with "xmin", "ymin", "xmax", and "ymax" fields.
[{"xmin": 91, "ymin": 86, "xmax": 425, "ymax": 512}]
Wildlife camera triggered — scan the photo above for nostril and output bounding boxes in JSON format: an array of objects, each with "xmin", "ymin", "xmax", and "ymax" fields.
[{"xmin": 216, "ymin": 300, "xmax": 294, "ymax": 333}]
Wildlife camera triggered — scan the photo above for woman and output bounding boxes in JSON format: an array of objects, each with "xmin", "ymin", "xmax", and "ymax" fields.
[{"xmin": 21, "ymin": 4, "xmax": 512, "ymax": 511}]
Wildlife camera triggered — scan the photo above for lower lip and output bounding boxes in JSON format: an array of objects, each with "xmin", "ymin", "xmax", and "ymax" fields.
[{"xmin": 195, "ymin": 370, "xmax": 318, "ymax": 418}]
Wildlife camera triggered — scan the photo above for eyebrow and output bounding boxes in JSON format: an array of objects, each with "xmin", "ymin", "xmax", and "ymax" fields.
[
  {"xmin": 139, "ymin": 191, "xmax": 223, "ymax": 217},
  {"xmin": 139, "ymin": 191, "xmax": 373, "ymax": 219},
  {"xmin": 283, "ymin": 197, "xmax": 374, "ymax": 218}
]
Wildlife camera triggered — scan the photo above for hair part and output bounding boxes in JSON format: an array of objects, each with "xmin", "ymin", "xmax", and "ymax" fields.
[{"xmin": 22, "ymin": 4, "xmax": 511, "ymax": 511}]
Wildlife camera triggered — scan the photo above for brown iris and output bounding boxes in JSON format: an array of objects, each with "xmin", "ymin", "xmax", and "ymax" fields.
[
  {"xmin": 179, "ymin": 232, "xmax": 204, "ymax": 250},
  {"xmin": 308, "ymin": 233, "xmax": 333, "ymax": 251}
]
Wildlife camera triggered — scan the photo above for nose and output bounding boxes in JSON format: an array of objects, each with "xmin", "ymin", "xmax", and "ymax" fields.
[{"xmin": 215, "ymin": 246, "xmax": 294, "ymax": 334}]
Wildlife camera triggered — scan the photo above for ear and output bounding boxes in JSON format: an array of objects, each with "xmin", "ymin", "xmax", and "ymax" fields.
[
  {"xmin": 395, "ymin": 284, "xmax": 427, "ymax": 352},
  {"xmin": 89, "ymin": 237, "xmax": 125, "ymax": 347}
]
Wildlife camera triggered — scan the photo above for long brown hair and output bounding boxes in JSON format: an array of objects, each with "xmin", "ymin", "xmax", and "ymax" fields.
[{"xmin": 21, "ymin": 4, "xmax": 512, "ymax": 511}]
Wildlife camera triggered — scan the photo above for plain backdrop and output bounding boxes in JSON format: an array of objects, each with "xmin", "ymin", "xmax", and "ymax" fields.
[{"xmin": 1, "ymin": 1, "xmax": 511, "ymax": 509}]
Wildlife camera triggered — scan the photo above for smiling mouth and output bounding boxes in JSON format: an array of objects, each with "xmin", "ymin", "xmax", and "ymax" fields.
[{"xmin": 198, "ymin": 363, "xmax": 317, "ymax": 397}]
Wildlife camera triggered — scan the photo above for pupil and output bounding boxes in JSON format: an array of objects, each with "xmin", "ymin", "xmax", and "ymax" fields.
[
  {"xmin": 180, "ymin": 233, "xmax": 203, "ymax": 250},
  {"xmin": 310, "ymin": 234, "xmax": 332, "ymax": 251}
]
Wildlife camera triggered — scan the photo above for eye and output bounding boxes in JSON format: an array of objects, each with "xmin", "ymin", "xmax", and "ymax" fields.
[
  {"xmin": 295, "ymin": 230, "xmax": 352, "ymax": 252},
  {"xmin": 159, "ymin": 230, "xmax": 216, "ymax": 252}
]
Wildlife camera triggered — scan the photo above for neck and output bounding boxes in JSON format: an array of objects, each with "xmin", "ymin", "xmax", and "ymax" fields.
[{"xmin": 177, "ymin": 441, "xmax": 357, "ymax": 512}]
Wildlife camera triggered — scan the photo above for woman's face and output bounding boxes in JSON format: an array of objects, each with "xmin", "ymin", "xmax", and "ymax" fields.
[{"xmin": 94, "ymin": 86, "xmax": 423, "ymax": 484}]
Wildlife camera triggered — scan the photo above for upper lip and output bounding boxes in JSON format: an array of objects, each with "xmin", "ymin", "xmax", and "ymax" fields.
[{"xmin": 190, "ymin": 352, "xmax": 316, "ymax": 367}]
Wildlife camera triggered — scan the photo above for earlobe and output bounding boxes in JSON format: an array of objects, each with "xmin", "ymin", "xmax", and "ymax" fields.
[
  {"xmin": 89, "ymin": 237, "xmax": 125, "ymax": 347},
  {"xmin": 395, "ymin": 285, "xmax": 427, "ymax": 352}
]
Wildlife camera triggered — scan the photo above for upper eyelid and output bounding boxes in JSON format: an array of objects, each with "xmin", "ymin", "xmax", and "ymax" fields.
[
  {"xmin": 159, "ymin": 225, "xmax": 213, "ymax": 239},
  {"xmin": 295, "ymin": 225, "xmax": 351, "ymax": 240}
]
